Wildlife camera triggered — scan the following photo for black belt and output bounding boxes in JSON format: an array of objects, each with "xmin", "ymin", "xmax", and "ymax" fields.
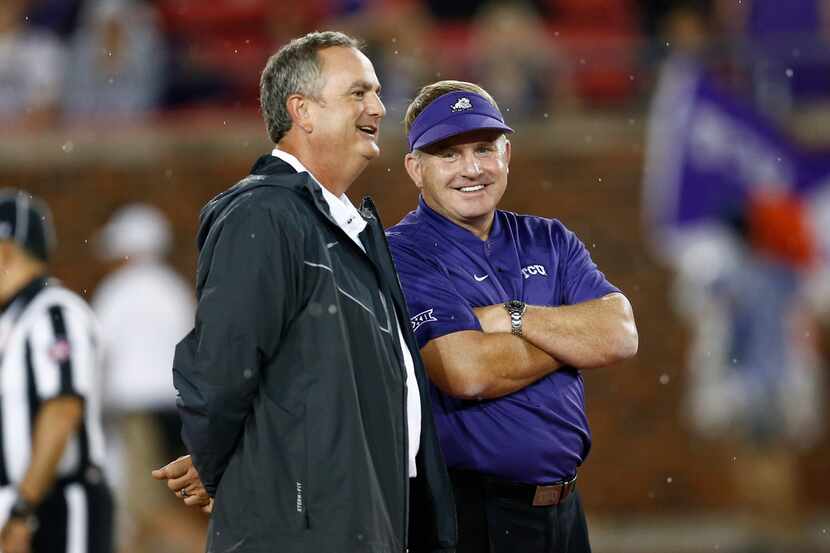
[{"xmin": 451, "ymin": 469, "xmax": 578, "ymax": 507}]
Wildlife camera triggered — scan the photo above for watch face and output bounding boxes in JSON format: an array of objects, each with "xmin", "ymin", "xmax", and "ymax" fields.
[{"xmin": 506, "ymin": 300, "xmax": 525, "ymax": 313}]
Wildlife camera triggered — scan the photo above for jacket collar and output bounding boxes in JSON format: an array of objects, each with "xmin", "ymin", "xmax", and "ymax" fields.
[
  {"xmin": 270, "ymin": 149, "xmax": 368, "ymax": 245},
  {"xmin": 247, "ymin": 154, "xmax": 383, "ymax": 247},
  {"xmin": 248, "ymin": 154, "xmax": 342, "ymax": 230}
]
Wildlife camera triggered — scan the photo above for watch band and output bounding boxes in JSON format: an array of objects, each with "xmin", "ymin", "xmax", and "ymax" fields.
[
  {"xmin": 9, "ymin": 495, "xmax": 39, "ymax": 529},
  {"xmin": 503, "ymin": 300, "xmax": 527, "ymax": 337}
]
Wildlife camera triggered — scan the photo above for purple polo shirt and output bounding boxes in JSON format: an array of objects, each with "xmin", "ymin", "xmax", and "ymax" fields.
[{"xmin": 386, "ymin": 197, "xmax": 620, "ymax": 484}]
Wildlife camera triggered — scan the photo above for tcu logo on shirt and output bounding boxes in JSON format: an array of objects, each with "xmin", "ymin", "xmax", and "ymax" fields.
[
  {"xmin": 521, "ymin": 264, "xmax": 548, "ymax": 280},
  {"xmin": 410, "ymin": 309, "xmax": 437, "ymax": 332}
]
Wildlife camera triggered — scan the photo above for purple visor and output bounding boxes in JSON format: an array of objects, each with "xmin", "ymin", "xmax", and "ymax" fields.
[{"xmin": 407, "ymin": 91, "xmax": 514, "ymax": 151}]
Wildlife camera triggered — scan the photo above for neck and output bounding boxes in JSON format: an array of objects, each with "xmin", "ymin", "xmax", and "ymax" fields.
[
  {"xmin": 276, "ymin": 141, "xmax": 364, "ymax": 198},
  {"xmin": 459, "ymin": 213, "xmax": 495, "ymax": 241},
  {"xmin": 0, "ymin": 263, "xmax": 45, "ymax": 305},
  {"xmin": 425, "ymin": 198, "xmax": 495, "ymax": 241}
]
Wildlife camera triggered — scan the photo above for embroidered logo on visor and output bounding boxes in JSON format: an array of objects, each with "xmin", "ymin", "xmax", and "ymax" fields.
[
  {"xmin": 451, "ymin": 97, "xmax": 473, "ymax": 112},
  {"xmin": 411, "ymin": 308, "xmax": 438, "ymax": 332}
]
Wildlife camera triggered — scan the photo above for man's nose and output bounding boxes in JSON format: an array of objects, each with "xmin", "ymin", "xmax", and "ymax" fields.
[
  {"xmin": 460, "ymin": 152, "xmax": 482, "ymax": 178},
  {"xmin": 367, "ymin": 91, "xmax": 386, "ymax": 118}
]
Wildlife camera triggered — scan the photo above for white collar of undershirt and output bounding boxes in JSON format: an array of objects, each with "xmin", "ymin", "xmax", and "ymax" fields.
[{"xmin": 271, "ymin": 148, "xmax": 367, "ymax": 246}]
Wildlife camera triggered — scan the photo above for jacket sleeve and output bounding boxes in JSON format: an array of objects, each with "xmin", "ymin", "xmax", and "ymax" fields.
[{"xmin": 172, "ymin": 200, "xmax": 299, "ymax": 495}]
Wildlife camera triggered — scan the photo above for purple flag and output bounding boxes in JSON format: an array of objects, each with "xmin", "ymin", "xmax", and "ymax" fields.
[{"xmin": 643, "ymin": 57, "xmax": 830, "ymax": 260}]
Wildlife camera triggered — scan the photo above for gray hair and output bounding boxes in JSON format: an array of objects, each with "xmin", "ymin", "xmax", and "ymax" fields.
[{"xmin": 260, "ymin": 31, "xmax": 362, "ymax": 144}]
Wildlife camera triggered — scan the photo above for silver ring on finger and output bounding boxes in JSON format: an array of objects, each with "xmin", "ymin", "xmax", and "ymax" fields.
[{"xmin": 179, "ymin": 488, "xmax": 190, "ymax": 498}]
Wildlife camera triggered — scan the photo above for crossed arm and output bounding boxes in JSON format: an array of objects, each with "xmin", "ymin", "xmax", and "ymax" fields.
[{"xmin": 422, "ymin": 292, "xmax": 637, "ymax": 399}]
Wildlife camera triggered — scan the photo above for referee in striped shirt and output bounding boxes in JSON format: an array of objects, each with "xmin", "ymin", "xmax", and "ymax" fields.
[{"xmin": 0, "ymin": 190, "xmax": 112, "ymax": 553}]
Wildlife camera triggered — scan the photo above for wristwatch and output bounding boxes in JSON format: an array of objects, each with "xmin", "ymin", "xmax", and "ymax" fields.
[
  {"xmin": 9, "ymin": 495, "xmax": 38, "ymax": 530},
  {"xmin": 503, "ymin": 300, "xmax": 527, "ymax": 336}
]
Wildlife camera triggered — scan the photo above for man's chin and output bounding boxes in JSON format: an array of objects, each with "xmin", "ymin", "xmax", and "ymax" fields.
[{"xmin": 361, "ymin": 143, "xmax": 381, "ymax": 160}]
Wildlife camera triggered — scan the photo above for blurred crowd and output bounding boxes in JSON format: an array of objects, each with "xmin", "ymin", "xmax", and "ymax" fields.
[{"xmin": 4, "ymin": 0, "xmax": 830, "ymax": 131}]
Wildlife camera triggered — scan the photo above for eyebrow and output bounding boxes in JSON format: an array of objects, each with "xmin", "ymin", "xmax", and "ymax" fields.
[{"xmin": 349, "ymin": 80, "xmax": 382, "ymax": 93}]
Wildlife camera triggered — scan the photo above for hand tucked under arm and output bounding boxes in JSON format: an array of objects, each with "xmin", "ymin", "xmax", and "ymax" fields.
[
  {"xmin": 476, "ymin": 293, "xmax": 638, "ymax": 369},
  {"xmin": 420, "ymin": 330, "xmax": 561, "ymax": 400}
]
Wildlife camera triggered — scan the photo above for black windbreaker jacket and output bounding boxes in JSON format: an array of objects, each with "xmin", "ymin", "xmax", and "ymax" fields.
[{"xmin": 173, "ymin": 155, "xmax": 456, "ymax": 553}]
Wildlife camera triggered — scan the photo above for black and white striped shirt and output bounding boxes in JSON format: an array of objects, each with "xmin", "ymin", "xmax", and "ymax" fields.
[{"xmin": 0, "ymin": 277, "xmax": 106, "ymax": 519}]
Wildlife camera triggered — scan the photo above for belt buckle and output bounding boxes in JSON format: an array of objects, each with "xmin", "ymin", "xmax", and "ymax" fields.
[{"xmin": 532, "ymin": 484, "xmax": 561, "ymax": 506}]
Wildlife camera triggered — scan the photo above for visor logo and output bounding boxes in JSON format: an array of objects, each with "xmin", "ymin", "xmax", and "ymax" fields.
[{"xmin": 451, "ymin": 97, "xmax": 472, "ymax": 112}]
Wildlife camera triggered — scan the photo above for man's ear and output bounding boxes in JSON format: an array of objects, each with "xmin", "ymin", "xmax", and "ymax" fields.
[
  {"xmin": 503, "ymin": 138, "xmax": 511, "ymax": 173},
  {"xmin": 286, "ymin": 94, "xmax": 312, "ymax": 133},
  {"xmin": 404, "ymin": 152, "xmax": 424, "ymax": 190}
]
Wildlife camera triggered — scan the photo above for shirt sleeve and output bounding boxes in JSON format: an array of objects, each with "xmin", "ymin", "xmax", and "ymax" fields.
[
  {"xmin": 173, "ymin": 200, "xmax": 299, "ymax": 495},
  {"xmin": 388, "ymin": 235, "xmax": 481, "ymax": 350},
  {"xmin": 28, "ymin": 302, "xmax": 97, "ymax": 402},
  {"xmin": 557, "ymin": 224, "xmax": 621, "ymax": 305}
]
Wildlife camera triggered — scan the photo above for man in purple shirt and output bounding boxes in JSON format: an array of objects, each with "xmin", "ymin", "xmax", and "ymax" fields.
[{"xmin": 387, "ymin": 80, "xmax": 639, "ymax": 553}]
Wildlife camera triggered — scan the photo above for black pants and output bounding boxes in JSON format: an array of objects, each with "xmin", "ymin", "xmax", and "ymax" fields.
[
  {"xmin": 451, "ymin": 470, "xmax": 591, "ymax": 553},
  {"xmin": 31, "ymin": 478, "xmax": 114, "ymax": 553}
]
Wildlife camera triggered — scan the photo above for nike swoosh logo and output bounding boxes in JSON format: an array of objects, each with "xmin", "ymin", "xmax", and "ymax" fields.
[{"xmin": 473, "ymin": 274, "xmax": 489, "ymax": 282}]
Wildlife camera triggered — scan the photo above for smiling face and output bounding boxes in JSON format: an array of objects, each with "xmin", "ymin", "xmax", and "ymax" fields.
[
  {"xmin": 306, "ymin": 46, "xmax": 386, "ymax": 172},
  {"xmin": 405, "ymin": 129, "xmax": 510, "ymax": 238}
]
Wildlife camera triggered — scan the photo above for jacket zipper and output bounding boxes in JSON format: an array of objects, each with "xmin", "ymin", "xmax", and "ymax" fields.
[{"xmin": 366, "ymin": 207, "xmax": 411, "ymax": 551}]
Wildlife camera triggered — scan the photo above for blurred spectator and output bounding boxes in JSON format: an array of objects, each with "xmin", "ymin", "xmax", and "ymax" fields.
[
  {"xmin": 156, "ymin": 0, "xmax": 267, "ymax": 108},
  {"xmin": 716, "ymin": 0, "xmax": 830, "ymax": 116},
  {"xmin": 670, "ymin": 208, "xmax": 823, "ymax": 551},
  {"xmin": 644, "ymin": 7, "xmax": 826, "ymax": 549},
  {"xmin": 63, "ymin": 0, "xmax": 165, "ymax": 121},
  {"xmin": 658, "ymin": 2, "xmax": 711, "ymax": 58},
  {"xmin": 323, "ymin": 0, "xmax": 434, "ymax": 119},
  {"xmin": 0, "ymin": 0, "xmax": 64, "ymax": 129},
  {"xmin": 424, "ymin": 0, "xmax": 488, "ymax": 20},
  {"xmin": 543, "ymin": 0, "xmax": 641, "ymax": 105},
  {"xmin": 24, "ymin": 0, "xmax": 85, "ymax": 39},
  {"xmin": 470, "ymin": 1, "xmax": 570, "ymax": 120},
  {"xmin": 92, "ymin": 204, "xmax": 200, "ymax": 553}
]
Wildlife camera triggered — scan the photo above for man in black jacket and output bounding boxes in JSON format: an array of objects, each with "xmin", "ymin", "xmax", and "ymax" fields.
[{"xmin": 153, "ymin": 31, "xmax": 456, "ymax": 553}]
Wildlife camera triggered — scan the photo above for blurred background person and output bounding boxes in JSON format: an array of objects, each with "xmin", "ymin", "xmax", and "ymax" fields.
[
  {"xmin": 322, "ymin": 0, "xmax": 435, "ymax": 121},
  {"xmin": 644, "ymin": 4, "xmax": 828, "ymax": 550},
  {"xmin": 0, "ymin": 189, "xmax": 113, "ymax": 553},
  {"xmin": 469, "ymin": 1, "xmax": 573, "ymax": 121},
  {"xmin": 63, "ymin": 0, "xmax": 166, "ymax": 122},
  {"xmin": 0, "ymin": 0, "xmax": 65, "ymax": 130},
  {"xmin": 92, "ymin": 204, "xmax": 199, "ymax": 553},
  {"xmin": 715, "ymin": 0, "xmax": 830, "ymax": 119}
]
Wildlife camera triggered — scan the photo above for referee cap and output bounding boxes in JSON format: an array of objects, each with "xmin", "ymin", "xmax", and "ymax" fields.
[
  {"xmin": 0, "ymin": 189, "xmax": 56, "ymax": 262},
  {"xmin": 96, "ymin": 203, "xmax": 171, "ymax": 260}
]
